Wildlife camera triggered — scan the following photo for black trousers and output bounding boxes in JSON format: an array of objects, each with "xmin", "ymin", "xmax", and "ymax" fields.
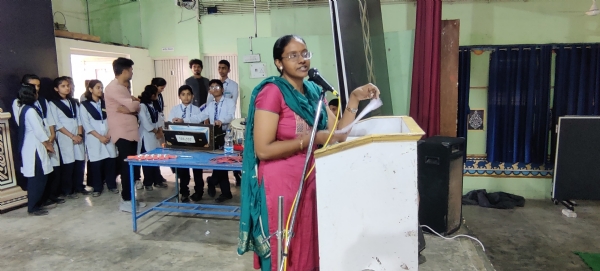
[
  {"xmin": 140, "ymin": 141, "xmax": 161, "ymax": 187},
  {"xmin": 40, "ymin": 165, "xmax": 61, "ymax": 203},
  {"xmin": 60, "ymin": 160, "xmax": 85, "ymax": 195},
  {"xmin": 89, "ymin": 158, "xmax": 117, "ymax": 192},
  {"xmin": 115, "ymin": 138, "xmax": 138, "ymax": 201},
  {"xmin": 28, "ymin": 153, "xmax": 48, "ymax": 213},
  {"xmin": 212, "ymin": 170, "xmax": 232, "ymax": 198},
  {"xmin": 177, "ymin": 168, "xmax": 204, "ymax": 196}
]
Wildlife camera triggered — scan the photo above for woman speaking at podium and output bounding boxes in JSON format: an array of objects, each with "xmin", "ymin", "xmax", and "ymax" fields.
[{"xmin": 238, "ymin": 34, "xmax": 380, "ymax": 271}]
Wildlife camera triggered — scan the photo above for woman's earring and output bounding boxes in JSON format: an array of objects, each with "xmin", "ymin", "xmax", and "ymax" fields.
[{"xmin": 279, "ymin": 66, "xmax": 283, "ymax": 70}]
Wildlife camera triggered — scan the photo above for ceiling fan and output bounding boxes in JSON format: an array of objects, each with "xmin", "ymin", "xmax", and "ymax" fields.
[{"xmin": 586, "ymin": 0, "xmax": 599, "ymax": 16}]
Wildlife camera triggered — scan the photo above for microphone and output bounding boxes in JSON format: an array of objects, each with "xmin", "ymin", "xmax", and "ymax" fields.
[{"xmin": 308, "ymin": 68, "xmax": 335, "ymax": 92}]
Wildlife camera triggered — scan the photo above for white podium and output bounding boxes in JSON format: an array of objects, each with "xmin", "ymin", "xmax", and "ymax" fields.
[
  {"xmin": 314, "ymin": 116, "xmax": 425, "ymax": 271},
  {"xmin": 0, "ymin": 112, "xmax": 27, "ymax": 213}
]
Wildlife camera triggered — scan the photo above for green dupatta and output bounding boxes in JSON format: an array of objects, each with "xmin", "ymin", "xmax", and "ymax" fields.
[{"xmin": 237, "ymin": 76, "xmax": 328, "ymax": 270}]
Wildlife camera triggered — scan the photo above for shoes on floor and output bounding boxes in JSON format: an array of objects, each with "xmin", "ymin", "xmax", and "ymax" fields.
[
  {"xmin": 215, "ymin": 194, "xmax": 233, "ymax": 203},
  {"xmin": 190, "ymin": 193, "xmax": 202, "ymax": 202},
  {"xmin": 181, "ymin": 195, "xmax": 190, "ymax": 203},
  {"xmin": 119, "ymin": 201, "xmax": 147, "ymax": 213},
  {"xmin": 92, "ymin": 192, "xmax": 101, "ymax": 197},
  {"xmin": 66, "ymin": 194, "xmax": 79, "ymax": 199},
  {"xmin": 144, "ymin": 186, "xmax": 153, "ymax": 191},
  {"xmin": 79, "ymin": 190, "xmax": 91, "ymax": 195},
  {"xmin": 208, "ymin": 184, "xmax": 216, "ymax": 198},
  {"xmin": 108, "ymin": 188, "xmax": 119, "ymax": 194},
  {"xmin": 419, "ymin": 254, "xmax": 426, "ymax": 265},
  {"xmin": 154, "ymin": 182, "xmax": 168, "ymax": 188},
  {"xmin": 52, "ymin": 198, "xmax": 66, "ymax": 204},
  {"xmin": 41, "ymin": 201, "xmax": 57, "ymax": 209},
  {"xmin": 28, "ymin": 210, "xmax": 49, "ymax": 216},
  {"xmin": 135, "ymin": 180, "xmax": 143, "ymax": 190}
]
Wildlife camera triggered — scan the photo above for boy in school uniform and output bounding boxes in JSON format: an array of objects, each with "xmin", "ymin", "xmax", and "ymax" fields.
[
  {"xmin": 16, "ymin": 84, "xmax": 55, "ymax": 216},
  {"xmin": 208, "ymin": 60, "xmax": 242, "ymax": 186},
  {"xmin": 199, "ymin": 79, "xmax": 236, "ymax": 203},
  {"xmin": 49, "ymin": 76, "xmax": 88, "ymax": 199},
  {"xmin": 168, "ymin": 85, "xmax": 204, "ymax": 202}
]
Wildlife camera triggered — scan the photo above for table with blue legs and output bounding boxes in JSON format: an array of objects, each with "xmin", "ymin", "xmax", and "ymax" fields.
[{"xmin": 126, "ymin": 148, "xmax": 242, "ymax": 232}]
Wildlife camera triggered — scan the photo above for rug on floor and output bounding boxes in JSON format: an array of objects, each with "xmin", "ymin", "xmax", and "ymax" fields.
[{"xmin": 574, "ymin": 252, "xmax": 600, "ymax": 271}]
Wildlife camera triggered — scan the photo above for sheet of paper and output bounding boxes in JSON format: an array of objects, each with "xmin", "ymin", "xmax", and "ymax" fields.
[{"xmin": 335, "ymin": 98, "xmax": 383, "ymax": 134}]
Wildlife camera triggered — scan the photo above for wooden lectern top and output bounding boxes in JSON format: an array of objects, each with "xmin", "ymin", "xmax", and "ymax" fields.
[{"xmin": 314, "ymin": 116, "xmax": 425, "ymax": 158}]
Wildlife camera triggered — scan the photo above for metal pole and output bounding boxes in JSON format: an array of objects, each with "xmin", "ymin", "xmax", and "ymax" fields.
[
  {"xmin": 253, "ymin": 0, "xmax": 257, "ymax": 37},
  {"xmin": 85, "ymin": 0, "xmax": 91, "ymax": 35},
  {"xmin": 277, "ymin": 196, "xmax": 284, "ymax": 270},
  {"xmin": 279, "ymin": 91, "xmax": 326, "ymax": 271}
]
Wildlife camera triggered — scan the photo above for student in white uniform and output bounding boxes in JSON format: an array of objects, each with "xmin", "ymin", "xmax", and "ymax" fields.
[
  {"xmin": 16, "ymin": 84, "xmax": 55, "ymax": 216},
  {"xmin": 215, "ymin": 60, "xmax": 242, "ymax": 186},
  {"xmin": 80, "ymin": 80, "xmax": 119, "ymax": 197},
  {"xmin": 49, "ymin": 76, "xmax": 88, "ymax": 199},
  {"xmin": 137, "ymin": 85, "xmax": 165, "ymax": 191},
  {"xmin": 168, "ymin": 85, "xmax": 204, "ymax": 202},
  {"xmin": 207, "ymin": 60, "xmax": 239, "ymax": 105},
  {"xmin": 199, "ymin": 79, "xmax": 236, "ymax": 203},
  {"xmin": 13, "ymin": 75, "xmax": 65, "ymax": 206},
  {"xmin": 150, "ymin": 77, "xmax": 169, "ymax": 185}
]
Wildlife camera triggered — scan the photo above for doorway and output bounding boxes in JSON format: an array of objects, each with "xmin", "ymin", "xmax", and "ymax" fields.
[
  {"xmin": 154, "ymin": 58, "xmax": 188, "ymax": 114},
  {"xmin": 70, "ymin": 55, "xmax": 117, "ymax": 100}
]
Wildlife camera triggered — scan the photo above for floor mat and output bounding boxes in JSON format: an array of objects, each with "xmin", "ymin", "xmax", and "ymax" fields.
[{"xmin": 575, "ymin": 252, "xmax": 600, "ymax": 271}]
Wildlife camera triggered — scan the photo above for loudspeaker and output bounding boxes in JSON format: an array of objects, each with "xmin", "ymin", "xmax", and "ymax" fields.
[{"xmin": 417, "ymin": 136, "xmax": 465, "ymax": 236}]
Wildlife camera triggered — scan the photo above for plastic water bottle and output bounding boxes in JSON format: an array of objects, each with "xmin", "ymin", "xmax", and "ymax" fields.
[{"xmin": 224, "ymin": 129, "xmax": 233, "ymax": 155}]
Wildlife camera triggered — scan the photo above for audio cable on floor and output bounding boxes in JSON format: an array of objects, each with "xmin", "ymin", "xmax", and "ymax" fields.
[{"xmin": 420, "ymin": 225, "xmax": 486, "ymax": 252}]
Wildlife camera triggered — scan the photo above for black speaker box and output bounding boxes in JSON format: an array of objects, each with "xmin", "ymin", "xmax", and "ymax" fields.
[{"xmin": 418, "ymin": 136, "xmax": 465, "ymax": 236}]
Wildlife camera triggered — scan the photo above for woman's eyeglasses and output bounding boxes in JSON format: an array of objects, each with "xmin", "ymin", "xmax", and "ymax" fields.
[{"xmin": 284, "ymin": 51, "xmax": 313, "ymax": 62}]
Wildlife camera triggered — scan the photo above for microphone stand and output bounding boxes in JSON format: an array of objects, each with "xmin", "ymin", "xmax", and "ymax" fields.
[{"xmin": 279, "ymin": 88, "xmax": 328, "ymax": 271}]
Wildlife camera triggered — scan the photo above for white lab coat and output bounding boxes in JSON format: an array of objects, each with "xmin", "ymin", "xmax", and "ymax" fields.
[
  {"xmin": 19, "ymin": 107, "xmax": 53, "ymax": 177},
  {"xmin": 137, "ymin": 103, "xmax": 162, "ymax": 154},
  {"xmin": 13, "ymin": 99, "xmax": 61, "ymax": 167},
  {"xmin": 167, "ymin": 103, "xmax": 203, "ymax": 123},
  {"xmin": 49, "ymin": 99, "xmax": 85, "ymax": 164},
  {"xmin": 79, "ymin": 101, "xmax": 117, "ymax": 162}
]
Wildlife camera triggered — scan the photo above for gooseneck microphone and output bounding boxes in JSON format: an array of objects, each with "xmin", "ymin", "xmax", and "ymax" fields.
[{"xmin": 308, "ymin": 68, "xmax": 335, "ymax": 92}]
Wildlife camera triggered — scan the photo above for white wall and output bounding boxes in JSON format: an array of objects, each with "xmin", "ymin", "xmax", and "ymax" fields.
[{"xmin": 54, "ymin": 37, "xmax": 154, "ymax": 96}]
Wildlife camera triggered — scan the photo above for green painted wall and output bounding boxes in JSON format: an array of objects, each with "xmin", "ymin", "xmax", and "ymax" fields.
[
  {"xmin": 139, "ymin": 0, "xmax": 201, "ymax": 59},
  {"xmin": 51, "ymin": 0, "xmax": 89, "ymax": 35},
  {"xmin": 236, "ymin": 35, "xmax": 338, "ymax": 117},
  {"xmin": 384, "ymin": 30, "xmax": 414, "ymax": 116},
  {"xmin": 199, "ymin": 13, "xmax": 272, "ymax": 55},
  {"xmin": 88, "ymin": 0, "xmax": 143, "ymax": 47}
]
